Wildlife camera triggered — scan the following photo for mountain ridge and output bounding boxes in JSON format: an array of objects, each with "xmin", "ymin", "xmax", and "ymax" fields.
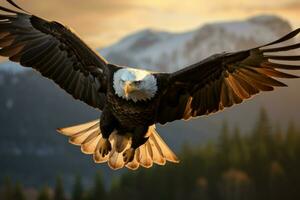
[{"xmin": 100, "ymin": 15, "xmax": 291, "ymax": 72}]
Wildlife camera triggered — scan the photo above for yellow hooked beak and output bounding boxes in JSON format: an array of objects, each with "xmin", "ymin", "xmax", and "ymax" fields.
[{"xmin": 124, "ymin": 81, "xmax": 138, "ymax": 96}]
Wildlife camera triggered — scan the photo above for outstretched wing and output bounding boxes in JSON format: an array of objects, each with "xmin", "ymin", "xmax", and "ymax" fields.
[
  {"xmin": 156, "ymin": 28, "xmax": 300, "ymax": 124},
  {"xmin": 0, "ymin": 1, "xmax": 110, "ymax": 109}
]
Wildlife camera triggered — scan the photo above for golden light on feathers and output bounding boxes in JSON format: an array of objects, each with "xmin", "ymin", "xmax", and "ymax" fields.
[{"xmin": 57, "ymin": 120, "xmax": 179, "ymax": 170}]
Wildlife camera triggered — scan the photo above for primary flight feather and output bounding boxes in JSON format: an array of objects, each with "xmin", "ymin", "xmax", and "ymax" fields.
[{"xmin": 1, "ymin": 0, "xmax": 299, "ymax": 170}]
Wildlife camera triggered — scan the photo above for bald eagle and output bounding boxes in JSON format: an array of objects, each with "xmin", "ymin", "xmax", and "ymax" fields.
[{"xmin": 1, "ymin": 0, "xmax": 300, "ymax": 170}]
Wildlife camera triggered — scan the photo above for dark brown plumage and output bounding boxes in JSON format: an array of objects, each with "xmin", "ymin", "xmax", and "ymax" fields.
[
  {"xmin": 157, "ymin": 30, "xmax": 300, "ymax": 124},
  {"xmin": 0, "ymin": 2, "xmax": 108, "ymax": 109},
  {"xmin": 1, "ymin": 0, "xmax": 299, "ymax": 170}
]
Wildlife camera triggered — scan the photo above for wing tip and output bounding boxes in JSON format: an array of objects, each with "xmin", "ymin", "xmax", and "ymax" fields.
[
  {"xmin": 56, "ymin": 128, "xmax": 63, "ymax": 134},
  {"xmin": 6, "ymin": 0, "xmax": 30, "ymax": 14},
  {"xmin": 56, "ymin": 127, "xmax": 72, "ymax": 136},
  {"xmin": 167, "ymin": 157, "xmax": 180, "ymax": 164},
  {"xmin": 262, "ymin": 28, "xmax": 300, "ymax": 48}
]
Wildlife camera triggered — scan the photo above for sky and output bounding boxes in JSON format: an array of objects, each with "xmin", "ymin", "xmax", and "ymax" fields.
[{"xmin": 1, "ymin": 0, "xmax": 300, "ymax": 49}]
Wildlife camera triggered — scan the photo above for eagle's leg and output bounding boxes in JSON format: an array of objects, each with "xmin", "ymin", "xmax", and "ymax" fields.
[
  {"xmin": 123, "ymin": 126, "xmax": 149, "ymax": 163},
  {"xmin": 99, "ymin": 109, "xmax": 117, "ymax": 157}
]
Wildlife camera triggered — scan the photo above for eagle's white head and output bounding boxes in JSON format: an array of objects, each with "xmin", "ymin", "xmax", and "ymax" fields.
[{"xmin": 113, "ymin": 68, "xmax": 158, "ymax": 102}]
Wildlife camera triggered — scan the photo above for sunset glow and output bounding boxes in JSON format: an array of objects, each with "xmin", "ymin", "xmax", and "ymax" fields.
[{"xmin": 1, "ymin": 0, "xmax": 300, "ymax": 48}]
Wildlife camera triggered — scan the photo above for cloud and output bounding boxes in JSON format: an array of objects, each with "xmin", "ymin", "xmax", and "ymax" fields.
[
  {"xmin": 1, "ymin": 0, "xmax": 299, "ymax": 50},
  {"xmin": 211, "ymin": 0, "xmax": 300, "ymax": 12}
]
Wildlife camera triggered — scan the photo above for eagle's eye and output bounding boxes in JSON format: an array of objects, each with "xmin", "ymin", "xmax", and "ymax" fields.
[{"xmin": 134, "ymin": 80, "xmax": 142, "ymax": 85}]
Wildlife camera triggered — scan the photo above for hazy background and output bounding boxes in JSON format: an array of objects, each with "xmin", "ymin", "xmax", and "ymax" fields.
[
  {"xmin": 0, "ymin": 0, "xmax": 300, "ymax": 200},
  {"xmin": 0, "ymin": 0, "xmax": 300, "ymax": 49}
]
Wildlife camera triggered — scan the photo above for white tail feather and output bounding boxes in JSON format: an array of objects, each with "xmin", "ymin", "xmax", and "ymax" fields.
[
  {"xmin": 57, "ymin": 119, "xmax": 179, "ymax": 170},
  {"xmin": 138, "ymin": 144, "xmax": 153, "ymax": 168},
  {"xmin": 93, "ymin": 136, "xmax": 109, "ymax": 163},
  {"xmin": 108, "ymin": 149, "xmax": 125, "ymax": 170},
  {"xmin": 148, "ymin": 134, "xmax": 166, "ymax": 165},
  {"xmin": 57, "ymin": 120, "xmax": 99, "ymax": 136},
  {"xmin": 69, "ymin": 129, "xmax": 98, "ymax": 145},
  {"xmin": 152, "ymin": 130, "xmax": 179, "ymax": 163},
  {"xmin": 112, "ymin": 132, "xmax": 131, "ymax": 153},
  {"xmin": 126, "ymin": 155, "xmax": 140, "ymax": 170},
  {"xmin": 81, "ymin": 135, "xmax": 101, "ymax": 154}
]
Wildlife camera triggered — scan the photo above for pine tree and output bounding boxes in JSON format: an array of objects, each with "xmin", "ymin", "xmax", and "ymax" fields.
[
  {"xmin": 107, "ymin": 177, "xmax": 124, "ymax": 200},
  {"xmin": 229, "ymin": 126, "xmax": 243, "ymax": 168},
  {"xmin": 37, "ymin": 186, "xmax": 51, "ymax": 200},
  {"xmin": 271, "ymin": 123, "xmax": 284, "ymax": 161},
  {"xmin": 13, "ymin": 182, "xmax": 26, "ymax": 200},
  {"xmin": 3, "ymin": 176, "xmax": 13, "ymax": 200},
  {"xmin": 250, "ymin": 108, "xmax": 272, "ymax": 200},
  {"xmin": 218, "ymin": 120, "xmax": 231, "ymax": 169},
  {"xmin": 269, "ymin": 161, "xmax": 286, "ymax": 200},
  {"xmin": 251, "ymin": 108, "xmax": 272, "ymax": 161},
  {"xmin": 253, "ymin": 108, "xmax": 271, "ymax": 138},
  {"xmin": 88, "ymin": 171, "xmax": 106, "ymax": 200},
  {"xmin": 54, "ymin": 176, "xmax": 65, "ymax": 200},
  {"xmin": 220, "ymin": 169, "xmax": 253, "ymax": 200},
  {"xmin": 72, "ymin": 175, "xmax": 84, "ymax": 200}
]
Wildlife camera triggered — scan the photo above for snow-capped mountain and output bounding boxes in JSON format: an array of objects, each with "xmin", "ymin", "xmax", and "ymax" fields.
[
  {"xmin": 0, "ymin": 15, "xmax": 291, "ymax": 73},
  {"xmin": 100, "ymin": 15, "xmax": 291, "ymax": 72}
]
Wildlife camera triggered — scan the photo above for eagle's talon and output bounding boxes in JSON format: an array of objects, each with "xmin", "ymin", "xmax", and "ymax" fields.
[
  {"xmin": 98, "ymin": 138, "xmax": 111, "ymax": 157},
  {"xmin": 123, "ymin": 148, "xmax": 135, "ymax": 163}
]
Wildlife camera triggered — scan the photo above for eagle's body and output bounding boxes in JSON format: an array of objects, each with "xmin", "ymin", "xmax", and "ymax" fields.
[
  {"xmin": 101, "ymin": 65, "xmax": 170, "ymax": 162},
  {"xmin": 107, "ymin": 66, "xmax": 163, "ymax": 127},
  {"xmin": 1, "ymin": 0, "xmax": 300, "ymax": 169}
]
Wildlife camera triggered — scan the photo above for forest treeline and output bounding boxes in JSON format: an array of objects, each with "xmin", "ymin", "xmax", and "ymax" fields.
[{"xmin": 1, "ymin": 109, "xmax": 300, "ymax": 200}]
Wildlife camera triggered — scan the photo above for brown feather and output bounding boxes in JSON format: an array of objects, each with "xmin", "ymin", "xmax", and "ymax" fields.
[
  {"xmin": 0, "ymin": 4, "xmax": 108, "ymax": 110},
  {"xmin": 239, "ymin": 68, "xmax": 287, "ymax": 87},
  {"xmin": 255, "ymin": 68, "xmax": 299, "ymax": 78},
  {"xmin": 261, "ymin": 43, "xmax": 300, "ymax": 53},
  {"xmin": 262, "ymin": 62, "xmax": 300, "ymax": 70},
  {"xmin": 227, "ymin": 74, "xmax": 250, "ymax": 99},
  {"xmin": 265, "ymin": 55, "xmax": 300, "ymax": 61}
]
